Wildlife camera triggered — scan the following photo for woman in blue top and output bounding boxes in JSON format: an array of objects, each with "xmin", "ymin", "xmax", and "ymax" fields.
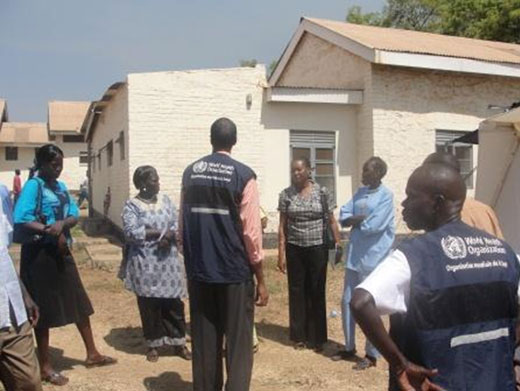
[
  {"xmin": 331, "ymin": 157, "xmax": 395, "ymax": 370},
  {"xmin": 14, "ymin": 144, "xmax": 116, "ymax": 386}
]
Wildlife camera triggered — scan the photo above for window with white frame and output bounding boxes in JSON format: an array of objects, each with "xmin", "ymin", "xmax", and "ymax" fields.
[
  {"xmin": 435, "ymin": 130, "xmax": 474, "ymax": 189},
  {"xmin": 290, "ymin": 130, "xmax": 336, "ymax": 201}
]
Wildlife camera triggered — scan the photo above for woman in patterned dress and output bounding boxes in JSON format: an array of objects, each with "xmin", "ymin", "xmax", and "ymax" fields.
[{"xmin": 120, "ymin": 166, "xmax": 191, "ymax": 362}]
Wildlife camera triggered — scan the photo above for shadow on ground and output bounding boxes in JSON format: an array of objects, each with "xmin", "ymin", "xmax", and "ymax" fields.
[
  {"xmin": 104, "ymin": 326, "xmax": 147, "ymax": 355},
  {"xmin": 256, "ymin": 320, "xmax": 292, "ymax": 347},
  {"xmin": 256, "ymin": 320, "xmax": 344, "ymax": 358},
  {"xmin": 104, "ymin": 326, "xmax": 192, "ymax": 357},
  {"xmin": 143, "ymin": 372, "xmax": 192, "ymax": 391},
  {"xmin": 48, "ymin": 347, "xmax": 85, "ymax": 372}
]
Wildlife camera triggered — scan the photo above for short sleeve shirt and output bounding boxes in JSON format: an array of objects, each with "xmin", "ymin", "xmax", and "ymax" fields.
[
  {"xmin": 278, "ymin": 183, "xmax": 335, "ymax": 247},
  {"xmin": 358, "ymin": 250, "xmax": 520, "ymax": 316},
  {"xmin": 14, "ymin": 177, "xmax": 79, "ymax": 225}
]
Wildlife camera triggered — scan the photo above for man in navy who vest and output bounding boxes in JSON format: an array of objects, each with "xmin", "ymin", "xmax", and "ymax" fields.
[
  {"xmin": 179, "ymin": 117, "xmax": 269, "ymax": 391},
  {"xmin": 350, "ymin": 162, "xmax": 520, "ymax": 391}
]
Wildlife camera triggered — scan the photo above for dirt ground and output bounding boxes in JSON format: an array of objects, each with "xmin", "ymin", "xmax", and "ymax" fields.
[{"xmin": 29, "ymin": 249, "xmax": 389, "ymax": 391}]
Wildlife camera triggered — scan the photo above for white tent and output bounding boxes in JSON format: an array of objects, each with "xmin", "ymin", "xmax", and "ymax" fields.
[{"xmin": 476, "ymin": 107, "xmax": 520, "ymax": 252}]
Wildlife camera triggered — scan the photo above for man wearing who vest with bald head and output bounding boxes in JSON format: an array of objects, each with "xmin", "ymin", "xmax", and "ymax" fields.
[
  {"xmin": 351, "ymin": 162, "xmax": 520, "ymax": 391},
  {"xmin": 179, "ymin": 118, "xmax": 269, "ymax": 391}
]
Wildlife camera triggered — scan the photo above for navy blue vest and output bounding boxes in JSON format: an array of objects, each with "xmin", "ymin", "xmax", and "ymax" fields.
[
  {"xmin": 181, "ymin": 152, "xmax": 256, "ymax": 283},
  {"xmin": 398, "ymin": 220, "xmax": 520, "ymax": 391}
]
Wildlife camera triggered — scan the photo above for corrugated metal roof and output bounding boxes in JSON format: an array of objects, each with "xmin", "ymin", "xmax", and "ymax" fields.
[
  {"xmin": 48, "ymin": 101, "xmax": 90, "ymax": 133},
  {"xmin": 0, "ymin": 122, "xmax": 49, "ymax": 145},
  {"xmin": 306, "ymin": 17, "xmax": 520, "ymax": 65}
]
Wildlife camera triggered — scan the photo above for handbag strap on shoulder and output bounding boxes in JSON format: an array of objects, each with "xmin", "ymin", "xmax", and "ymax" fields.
[{"xmin": 30, "ymin": 177, "xmax": 44, "ymax": 217}]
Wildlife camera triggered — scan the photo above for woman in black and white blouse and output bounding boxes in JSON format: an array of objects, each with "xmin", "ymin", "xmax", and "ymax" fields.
[{"xmin": 277, "ymin": 157, "xmax": 341, "ymax": 352}]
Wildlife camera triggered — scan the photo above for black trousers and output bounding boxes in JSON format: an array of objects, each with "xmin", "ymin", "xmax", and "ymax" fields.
[
  {"xmin": 136, "ymin": 297, "xmax": 186, "ymax": 347},
  {"xmin": 286, "ymin": 243, "xmax": 328, "ymax": 348},
  {"xmin": 189, "ymin": 279, "xmax": 255, "ymax": 391}
]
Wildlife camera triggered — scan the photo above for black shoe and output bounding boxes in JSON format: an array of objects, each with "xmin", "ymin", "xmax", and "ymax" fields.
[
  {"xmin": 331, "ymin": 349, "xmax": 357, "ymax": 362},
  {"xmin": 353, "ymin": 356, "xmax": 376, "ymax": 370}
]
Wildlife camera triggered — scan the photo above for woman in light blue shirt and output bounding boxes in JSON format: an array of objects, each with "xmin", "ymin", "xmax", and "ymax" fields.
[
  {"xmin": 332, "ymin": 157, "xmax": 395, "ymax": 370},
  {"xmin": 14, "ymin": 144, "xmax": 116, "ymax": 386}
]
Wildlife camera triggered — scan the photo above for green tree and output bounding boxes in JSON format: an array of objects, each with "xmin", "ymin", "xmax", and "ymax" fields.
[
  {"xmin": 346, "ymin": 5, "xmax": 384, "ymax": 26},
  {"xmin": 438, "ymin": 0, "xmax": 520, "ymax": 42},
  {"xmin": 239, "ymin": 59, "xmax": 258, "ymax": 67},
  {"xmin": 346, "ymin": 0, "xmax": 520, "ymax": 43}
]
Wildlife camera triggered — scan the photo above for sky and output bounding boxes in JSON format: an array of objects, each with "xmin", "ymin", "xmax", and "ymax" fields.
[{"xmin": 0, "ymin": 0, "xmax": 385, "ymax": 121}]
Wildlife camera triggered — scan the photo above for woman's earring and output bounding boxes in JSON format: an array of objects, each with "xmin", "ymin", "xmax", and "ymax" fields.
[{"xmin": 141, "ymin": 187, "xmax": 147, "ymax": 193}]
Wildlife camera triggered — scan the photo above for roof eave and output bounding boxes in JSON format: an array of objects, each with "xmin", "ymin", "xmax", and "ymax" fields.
[
  {"xmin": 82, "ymin": 82, "xmax": 125, "ymax": 141},
  {"xmin": 375, "ymin": 50, "xmax": 520, "ymax": 78}
]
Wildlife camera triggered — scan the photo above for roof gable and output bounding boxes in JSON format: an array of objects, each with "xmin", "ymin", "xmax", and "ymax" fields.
[{"xmin": 277, "ymin": 32, "xmax": 369, "ymax": 89}]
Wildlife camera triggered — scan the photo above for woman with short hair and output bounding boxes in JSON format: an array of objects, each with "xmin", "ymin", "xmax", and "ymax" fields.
[
  {"xmin": 332, "ymin": 156, "xmax": 395, "ymax": 370},
  {"xmin": 14, "ymin": 144, "xmax": 116, "ymax": 386},
  {"xmin": 277, "ymin": 157, "xmax": 341, "ymax": 352},
  {"xmin": 120, "ymin": 165, "xmax": 191, "ymax": 362}
]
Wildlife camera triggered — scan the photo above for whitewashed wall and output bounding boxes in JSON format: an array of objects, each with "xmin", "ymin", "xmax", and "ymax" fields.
[
  {"xmin": 0, "ymin": 146, "xmax": 35, "ymax": 192},
  {"xmin": 89, "ymin": 85, "xmax": 130, "ymax": 226},
  {"xmin": 261, "ymin": 100, "xmax": 358, "ymax": 230},
  {"xmin": 54, "ymin": 135, "xmax": 88, "ymax": 190},
  {"xmin": 370, "ymin": 66, "xmax": 520, "ymax": 229},
  {"xmin": 126, "ymin": 66, "xmax": 267, "ymax": 221}
]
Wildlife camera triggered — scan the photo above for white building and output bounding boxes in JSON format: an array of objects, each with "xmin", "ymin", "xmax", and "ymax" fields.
[
  {"xmin": 0, "ymin": 120, "xmax": 48, "ymax": 188},
  {"xmin": 48, "ymin": 101, "xmax": 90, "ymax": 190},
  {"xmin": 0, "ymin": 100, "xmax": 89, "ymax": 191},
  {"xmin": 83, "ymin": 18, "xmax": 520, "ymax": 232},
  {"xmin": 82, "ymin": 68, "xmax": 266, "ymax": 227},
  {"xmin": 264, "ymin": 17, "xmax": 520, "ymax": 229}
]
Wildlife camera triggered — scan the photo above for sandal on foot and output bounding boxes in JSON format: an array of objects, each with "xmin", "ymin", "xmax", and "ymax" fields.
[
  {"xmin": 293, "ymin": 342, "xmax": 306, "ymax": 350},
  {"xmin": 42, "ymin": 372, "xmax": 69, "ymax": 386},
  {"xmin": 174, "ymin": 345, "xmax": 192, "ymax": 361},
  {"xmin": 85, "ymin": 355, "xmax": 118, "ymax": 368},
  {"xmin": 353, "ymin": 356, "xmax": 376, "ymax": 370},
  {"xmin": 146, "ymin": 349, "xmax": 159, "ymax": 362}
]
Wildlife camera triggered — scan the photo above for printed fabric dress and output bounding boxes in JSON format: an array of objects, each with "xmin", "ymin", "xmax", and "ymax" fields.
[
  {"xmin": 120, "ymin": 193, "xmax": 188, "ymax": 348},
  {"xmin": 120, "ymin": 193, "xmax": 186, "ymax": 299}
]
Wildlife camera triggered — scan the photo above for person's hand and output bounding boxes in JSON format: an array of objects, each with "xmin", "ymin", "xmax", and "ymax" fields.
[
  {"xmin": 255, "ymin": 282, "xmax": 269, "ymax": 306},
  {"xmin": 397, "ymin": 362, "xmax": 444, "ymax": 391},
  {"xmin": 277, "ymin": 256, "xmax": 286, "ymax": 274},
  {"xmin": 164, "ymin": 230, "xmax": 176, "ymax": 243},
  {"xmin": 45, "ymin": 221, "xmax": 66, "ymax": 237},
  {"xmin": 24, "ymin": 293, "xmax": 39, "ymax": 327},
  {"xmin": 158, "ymin": 237, "xmax": 171, "ymax": 250},
  {"xmin": 351, "ymin": 215, "xmax": 366, "ymax": 229}
]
